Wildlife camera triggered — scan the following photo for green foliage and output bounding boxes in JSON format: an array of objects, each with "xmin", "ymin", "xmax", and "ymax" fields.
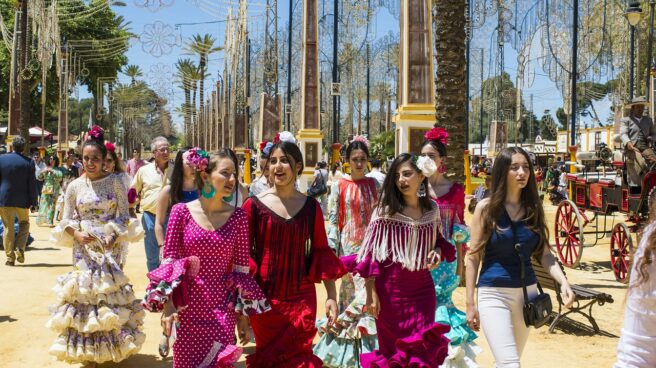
[
  {"xmin": 0, "ymin": 0, "xmax": 131, "ymax": 133},
  {"xmin": 469, "ymin": 72, "xmax": 529, "ymax": 143},
  {"xmin": 370, "ymin": 130, "xmax": 395, "ymax": 160}
]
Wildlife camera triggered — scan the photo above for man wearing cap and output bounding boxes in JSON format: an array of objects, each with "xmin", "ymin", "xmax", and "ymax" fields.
[{"xmin": 620, "ymin": 97, "xmax": 656, "ymax": 187}]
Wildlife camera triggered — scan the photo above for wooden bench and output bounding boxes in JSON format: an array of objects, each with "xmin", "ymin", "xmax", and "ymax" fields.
[{"xmin": 531, "ymin": 259, "xmax": 614, "ymax": 334}]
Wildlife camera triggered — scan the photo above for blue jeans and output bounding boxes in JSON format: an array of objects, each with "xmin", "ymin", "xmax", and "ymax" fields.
[{"xmin": 142, "ymin": 212, "xmax": 160, "ymax": 272}]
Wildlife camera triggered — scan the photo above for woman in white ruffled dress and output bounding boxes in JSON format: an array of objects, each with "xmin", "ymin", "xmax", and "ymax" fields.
[{"xmin": 47, "ymin": 128, "xmax": 145, "ymax": 367}]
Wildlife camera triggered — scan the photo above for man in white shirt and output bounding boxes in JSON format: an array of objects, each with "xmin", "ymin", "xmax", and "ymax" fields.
[{"xmin": 366, "ymin": 158, "xmax": 386, "ymax": 187}]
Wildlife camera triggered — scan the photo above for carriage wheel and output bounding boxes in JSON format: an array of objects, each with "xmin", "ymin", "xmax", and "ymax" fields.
[
  {"xmin": 554, "ymin": 200, "xmax": 584, "ymax": 268},
  {"xmin": 610, "ymin": 223, "xmax": 633, "ymax": 283}
]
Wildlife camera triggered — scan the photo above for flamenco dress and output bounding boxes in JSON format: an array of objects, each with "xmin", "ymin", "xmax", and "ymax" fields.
[
  {"xmin": 243, "ymin": 196, "xmax": 346, "ymax": 368},
  {"xmin": 142, "ymin": 204, "xmax": 270, "ymax": 368},
  {"xmin": 432, "ymin": 184, "xmax": 481, "ymax": 367},
  {"xmin": 314, "ymin": 176, "xmax": 380, "ymax": 367},
  {"xmin": 47, "ymin": 175, "xmax": 145, "ymax": 364},
  {"xmin": 352, "ymin": 205, "xmax": 454, "ymax": 367}
]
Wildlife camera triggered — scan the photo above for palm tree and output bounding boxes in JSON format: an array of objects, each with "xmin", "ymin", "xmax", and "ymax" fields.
[
  {"xmin": 434, "ymin": 1, "xmax": 466, "ymax": 184},
  {"xmin": 185, "ymin": 34, "xmax": 223, "ymax": 114},
  {"xmin": 175, "ymin": 59, "xmax": 198, "ymax": 145},
  {"xmin": 123, "ymin": 65, "xmax": 143, "ymax": 85}
]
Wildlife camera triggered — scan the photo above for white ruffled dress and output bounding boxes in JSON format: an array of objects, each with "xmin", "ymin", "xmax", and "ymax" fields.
[{"xmin": 47, "ymin": 174, "xmax": 145, "ymax": 364}]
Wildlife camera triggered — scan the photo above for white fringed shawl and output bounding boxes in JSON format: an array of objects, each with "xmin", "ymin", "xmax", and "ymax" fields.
[{"xmin": 356, "ymin": 207, "xmax": 441, "ymax": 271}]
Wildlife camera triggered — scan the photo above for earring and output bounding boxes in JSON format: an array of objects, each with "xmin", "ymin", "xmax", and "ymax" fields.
[
  {"xmin": 223, "ymin": 193, "xmax": 234, "ymax": 203},
  {"xmin": 417, "ymin": 182, "xmax": 427, "ymax": 197},
  {"xmin": 201, "ymin": 181, "xmax": 216, "ymax": 199},
  {"xmin": 438, "ymin": 162, "xmax": 447, "ymax": 174}
]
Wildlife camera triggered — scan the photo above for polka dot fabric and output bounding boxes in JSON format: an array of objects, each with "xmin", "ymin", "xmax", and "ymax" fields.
[{"xmin": 160, "ymin": 203, "xmax": 267, "ymax": 368}]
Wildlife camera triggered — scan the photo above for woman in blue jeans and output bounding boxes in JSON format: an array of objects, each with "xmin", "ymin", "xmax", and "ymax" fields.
[{"xmin": 465, "ymin": 147, "xmax": 575, "ymax": 368}]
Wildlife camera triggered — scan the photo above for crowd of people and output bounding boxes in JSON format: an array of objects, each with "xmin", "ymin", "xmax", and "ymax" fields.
[{"xmin": 0, "ymin": 122, "xmax": 654, "ymax": 368}]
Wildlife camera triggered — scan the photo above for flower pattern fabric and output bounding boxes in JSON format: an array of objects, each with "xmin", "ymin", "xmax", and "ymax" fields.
[
  {"xmin": 36, "ymin": 168, "xmax": 63, "ymax": 226},
  {"xmin": 315, "ymin": 177, "xmax": 379, "ymax": 367},
  {"xmin": 47, "ymin": 175, "xmax": 145, "ymax": 365}
]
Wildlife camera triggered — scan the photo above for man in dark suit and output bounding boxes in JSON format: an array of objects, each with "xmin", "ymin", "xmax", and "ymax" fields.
[{"xmin": 0, "ymin": 136, "xmax": 37, "ymax": 266}]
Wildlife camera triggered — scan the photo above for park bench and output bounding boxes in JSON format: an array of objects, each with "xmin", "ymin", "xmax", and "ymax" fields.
[{"xmin": 531, "ymin": 258, "xmax": 614, "ymax": 334}]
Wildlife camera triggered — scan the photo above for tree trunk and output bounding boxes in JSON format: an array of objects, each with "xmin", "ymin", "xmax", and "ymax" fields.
[
  {"xmin": 184, "ymin": 87, "xmax": 191, "ymax": 145},
  {"xmin": 192, "ymin": 84, "xmax": 198, "ymax": 146},
  {"xmin": 199, "ymin": 57, "xmax": 206, "ymax": 113},
  {"xmin": 18, "ymin": 0, "xmax": 30, "ymax": 154},
  {"xmin": 434, "ymin": 0, "xmax": 467, "ymax": 184}
]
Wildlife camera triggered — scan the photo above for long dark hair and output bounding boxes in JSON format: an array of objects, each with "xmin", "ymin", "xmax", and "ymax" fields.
[
  {"xmin": 472, "ymin": 147, "xmax": 548, "ymax": 260},
  {"xmin": 169, "ymin": 148, "xmax": 190, "ymax": 208},
  {"xmin": 267, "ymin": 141, "xmax": 304, "ymax": 177},
  {"xmin": 377, "ymin": 153, "xmax": 433, "ymax": 216}
]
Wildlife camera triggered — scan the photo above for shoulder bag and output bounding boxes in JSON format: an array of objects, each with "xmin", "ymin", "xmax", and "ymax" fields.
[
  {"xmin": 509, "ymin": 215, "xmax": 553, "ymax": 328},
  {"xmin": 307, "ymin": 170, "xmax": 328, "ymax": 198}
]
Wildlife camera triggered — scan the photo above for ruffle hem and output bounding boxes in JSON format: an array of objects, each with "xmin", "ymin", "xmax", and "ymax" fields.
[{"xmin": 359, "ymin": 323, "xmax": 451, "ymax": 368}]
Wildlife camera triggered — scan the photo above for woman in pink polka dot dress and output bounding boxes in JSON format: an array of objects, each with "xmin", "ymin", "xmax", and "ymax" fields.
[{"xmin": 143, "ymin": 149, "xmax": 270, "ymax": 368}]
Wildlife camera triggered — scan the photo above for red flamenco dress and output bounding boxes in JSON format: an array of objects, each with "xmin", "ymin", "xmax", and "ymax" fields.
[{"xmin": 243, "ymin": 196, "xmax": 346, "ymax": 368}]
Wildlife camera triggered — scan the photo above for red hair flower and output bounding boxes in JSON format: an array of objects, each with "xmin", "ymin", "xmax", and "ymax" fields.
[
  {"xmin": 424, "ymin": 127, "xmax": 449, "ymax": 146},
  {"xmin": 259, "ymin": 140, "xmax": 270, "ymax": 152},
  {"xmin": 105, "ymin": 141, "xmax": 116, "ymax": 153}
]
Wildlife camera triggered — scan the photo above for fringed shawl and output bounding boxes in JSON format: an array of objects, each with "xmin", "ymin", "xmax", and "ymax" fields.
[{"xmin": 357, "ymin": 207, "xmax": 442, "ymax": 271}]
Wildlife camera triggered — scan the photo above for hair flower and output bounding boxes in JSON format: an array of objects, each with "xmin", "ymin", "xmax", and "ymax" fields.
[
  {"xmin": 85, "ymin": 125, "xmax": 105, "ymax": 142},
  {"xmin": 183, "ymin": 147, "xmax": 210, "ymax": 172},
  {"xmin": 273, "ymin": 131, "xmax": 296, "ymax": 145},
  {"xmin": 352, "ymin": 135, "xmax": 369, "ymax": 148},
  {"xmin": 415, "ymin": 155, "xmax": 437, "ymax": 177},
  {"xmin": 424, "ymin": 127, "xmax": 449, "ymax": 146},
  {"xmin": 104, "ymin": 141, "xmax": 116, "ymax": 153},
  {"xmin": 259, "ymin": 141, "xmax": 274, "ymax": 157}
]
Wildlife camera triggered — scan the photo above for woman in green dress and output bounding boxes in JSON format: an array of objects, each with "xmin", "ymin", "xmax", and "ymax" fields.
[{"xmin": 36, "ymin": 155, "xmax": 64, "ymax": 227}]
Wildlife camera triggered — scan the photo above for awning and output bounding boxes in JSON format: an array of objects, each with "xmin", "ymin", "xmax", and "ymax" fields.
[{"xmin": 0, "ymin": 126, "xmax": 54, "ymax": 143}]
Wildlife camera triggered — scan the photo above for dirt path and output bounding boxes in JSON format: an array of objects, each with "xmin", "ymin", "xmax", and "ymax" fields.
[{"xmin": 0, "ymin": 201, "xmax": 625, "ymax": 367}]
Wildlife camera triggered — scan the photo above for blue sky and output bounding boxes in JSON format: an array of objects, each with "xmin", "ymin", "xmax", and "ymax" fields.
[{"xmin": 102, "ymin": 1, "xmax": 605, "ymax": 135}]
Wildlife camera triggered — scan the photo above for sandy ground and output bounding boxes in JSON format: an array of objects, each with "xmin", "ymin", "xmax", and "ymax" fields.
[{"xmin": 0, "ymin": 199, "xmax": 627, "ymax": 368}]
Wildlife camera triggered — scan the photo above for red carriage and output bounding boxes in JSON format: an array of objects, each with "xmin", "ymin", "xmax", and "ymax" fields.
[{"xmin": 553, "ymin": 149, "xmax": 656, "ymax": 283}]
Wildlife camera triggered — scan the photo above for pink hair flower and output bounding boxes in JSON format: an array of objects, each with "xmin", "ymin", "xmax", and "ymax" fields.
[{"xmin": 352, "ymin": 135, "xmax": 369, "ymax": 148}]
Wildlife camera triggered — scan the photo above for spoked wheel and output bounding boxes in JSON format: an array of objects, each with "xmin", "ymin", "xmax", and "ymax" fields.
[
  {"xmin": 610, "ymin": 223, "xmax": 633, "ymax": 283},
  {"xmin": 554, "ymin": 200, "xmax": 584, "ymax": 268}
]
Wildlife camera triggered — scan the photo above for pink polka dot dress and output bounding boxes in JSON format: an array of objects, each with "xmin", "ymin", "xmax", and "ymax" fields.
[{"xmin": 144, "ymin": 203, "xmax": 269, "ymax": 368}]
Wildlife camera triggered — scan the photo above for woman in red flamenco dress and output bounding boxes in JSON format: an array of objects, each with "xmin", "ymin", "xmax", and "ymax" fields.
[{"xmin": 243, "ymin": 134, "xmax": 346, "ymax": 367}]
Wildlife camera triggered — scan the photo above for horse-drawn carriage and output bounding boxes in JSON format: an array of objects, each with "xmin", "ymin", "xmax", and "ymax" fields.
[{"xmin": 553, "ymin": 144, "xmax": 656, "ymax": 283}]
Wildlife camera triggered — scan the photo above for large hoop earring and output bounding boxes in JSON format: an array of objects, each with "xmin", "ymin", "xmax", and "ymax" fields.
[
  {"xmin": 417, "ymin": 182, "xmax": 427, "ymax": 197},
  {"xmin": 201, "ymin": 181, "xmax": 216, "ymax": 199}
]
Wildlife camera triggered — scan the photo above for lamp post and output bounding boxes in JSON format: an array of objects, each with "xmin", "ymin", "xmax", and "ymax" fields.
[
  {"xmin": 625, "ymin": 1, "xmax": 642, "ymax": 101},
  {"xmin": 646, "ymin": 0, "xmax": 655, "ymax": 102}
]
